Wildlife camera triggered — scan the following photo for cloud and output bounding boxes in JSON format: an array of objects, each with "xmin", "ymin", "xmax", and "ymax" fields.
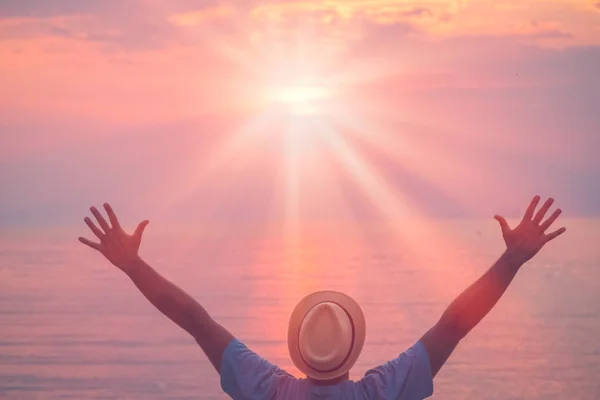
[
  {"xmin": 240, "ymin": 1, "xmax": 435, "ymax": 61},
  {"xmin": 1, "ymin": 0, "xmax": 597, "ymax": 55},
  {"xmin": 347, "ymin": 16, "xmax": 597, "ymax": 86},
  {"xmin": 401, "ymin": 7, "xmax": 433, "ymax": 18},
  {"xmin": 47, "ymin": 25, "xmax": 75, "ymax": 38},
  {"xmin": 168, "ymin": 4, "xmax": 236, "ymax": 27},
  {"xmin": 514, "ymin": 20, "xmax": 572, "ymax": 39},
  {"xmin": 0, "ymin": 19, "xmax": 167, "ymax": 52},
  {"xmin": 249, "ymin": 1, "xmax": 449, "ymax": 26},
  {"xmin": 0, "ymin": 0, "xmax": 114, "ymax": 18},
  {"xmin": 0, "ymin": 1, "xmax": 232, "ymax": 52},
  {"xmin": 0, "ymin": 0, "xmax": 224, "ymax": 18}
]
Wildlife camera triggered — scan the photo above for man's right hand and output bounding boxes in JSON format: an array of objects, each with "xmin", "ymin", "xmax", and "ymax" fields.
[
  {"xmin": 421, "ymin": 195, "xmax": 567, "ymax": 378},
  {"xmin": 494, "ymin": 196, "xmax": 566, "ymax": 266}
]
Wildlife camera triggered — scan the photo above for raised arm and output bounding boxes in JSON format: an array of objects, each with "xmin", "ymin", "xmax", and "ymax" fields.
[
  {"xmin": 420, "ymin": 196, "xmax": 566, "ymax": 377},
  {"xmin": 78, "ymin": 203, "xmax": 234, "ymax": 373}
]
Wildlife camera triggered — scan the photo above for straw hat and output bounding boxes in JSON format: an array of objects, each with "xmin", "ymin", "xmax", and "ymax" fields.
[{"xmin": 287, "ymin": 291, "xmax": 366, "ymax": 380}]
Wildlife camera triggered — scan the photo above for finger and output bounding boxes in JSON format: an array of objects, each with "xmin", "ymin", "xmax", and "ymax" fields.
[
  {"xmin": 103, "ymin": 203, "xmax": 121, "ymax": 229},
  {"xmin": 533, "ymin": 197, "xmax": 554, "ymax": 225},
  {"xmin": 523, "ymin": 195, "xmax": 541, "ymax": 222},
  {"xmin": 494, "ymin": 215, "xmax": 511, "ymax": 236},
  {"xmin": 134, "ymin": 220, "xmax": 149, "ymax": 240},
  {"xmin": 90, "ymin": 206, "xmax": 111, "ymax": 233},
  {"xmin": 79, "ymin": 237, "xmax": 102, "ymax": 251},
  {"xmin": 85, "ymin": 217, "xmax": 104, "ymax": 240},
  {"xmin": 544, "ymin": 227, "xmax": 566, "ymax": 243},
  {"xmin": 540, "ymin": 208, "xmax": 562, "ymax": 232}
]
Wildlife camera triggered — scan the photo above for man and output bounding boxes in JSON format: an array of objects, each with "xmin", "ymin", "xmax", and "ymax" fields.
[{"xmin": 79, "ymin": 196, "xmax": 566, "ymax": 399}]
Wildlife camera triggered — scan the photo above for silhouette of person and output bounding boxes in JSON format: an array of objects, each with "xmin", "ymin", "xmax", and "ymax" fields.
[{"xmin": 79, "ymin": 196, "xmax": 566, "ymax": 399}]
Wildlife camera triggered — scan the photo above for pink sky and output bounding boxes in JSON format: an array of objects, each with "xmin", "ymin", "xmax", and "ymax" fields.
[{"xmin": 1, "ymin": 0, "xmax": 599, "ymax": 227}]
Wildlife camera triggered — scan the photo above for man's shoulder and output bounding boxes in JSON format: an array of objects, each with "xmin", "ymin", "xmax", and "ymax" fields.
[{"xmin": 356, "ymin": 342, "xmax": 434, "ymax": 399}]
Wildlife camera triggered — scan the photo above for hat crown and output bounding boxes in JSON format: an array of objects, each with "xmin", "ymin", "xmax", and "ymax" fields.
[
  {"xmin": 288, "ymin": 291, "xmax": 366, "ymax": 381},
  {"xmin": 298, "ymin": 302, "xmax": 353, "ymax": 371}
]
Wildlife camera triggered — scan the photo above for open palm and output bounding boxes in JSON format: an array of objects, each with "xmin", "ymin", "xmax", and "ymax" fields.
[
  {"xmin": 494, "ymin": 196, "xmax": 566, "ymax": 265},
  {"xmin": 79, "ymin": 203, "xmax": 149, "ymax": 272}
]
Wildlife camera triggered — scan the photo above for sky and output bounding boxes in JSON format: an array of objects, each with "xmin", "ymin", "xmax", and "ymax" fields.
[{"xmin": 1, "ymin": 0, "xmax": 599, "ymax": 229}]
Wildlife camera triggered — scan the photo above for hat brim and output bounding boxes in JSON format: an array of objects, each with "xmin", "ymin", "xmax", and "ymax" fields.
[{"xmin": 288, "ymin": 290, "xmax": 366, "ymax": 381}]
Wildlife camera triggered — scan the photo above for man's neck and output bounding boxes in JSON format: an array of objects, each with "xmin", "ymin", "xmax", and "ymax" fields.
[{"xmin": 308, "ymin": 373, "xmax": 350, "ymax": 386}]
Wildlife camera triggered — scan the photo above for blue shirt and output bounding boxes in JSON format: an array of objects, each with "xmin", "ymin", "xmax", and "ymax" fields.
[{"xmin": 220, "ymin": 339, "xmax": 434, "ymax": 399}]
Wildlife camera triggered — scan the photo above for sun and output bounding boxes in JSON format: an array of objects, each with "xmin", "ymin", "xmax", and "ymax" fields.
[
  {"xmin": 264, "ymin": 83, "xmax": 333, "ymax": 115},
  {"xmin": 270, "ymin": 84, "xmax": 330, "ymax": 104}
]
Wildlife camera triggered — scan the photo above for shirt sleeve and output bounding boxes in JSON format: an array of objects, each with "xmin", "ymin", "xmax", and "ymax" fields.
[
  {"xmin": 360, "ymin": 341, "xmax": 434, "ymax": 400},
  {"xmin": 220, "ymin": 338, "xmax": 291, "ymax": 400}
]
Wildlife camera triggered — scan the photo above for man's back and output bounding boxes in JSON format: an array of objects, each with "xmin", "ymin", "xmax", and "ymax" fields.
[{"xmin": 220, "ymin": 339, "xmax": 434, "ymax": 399}]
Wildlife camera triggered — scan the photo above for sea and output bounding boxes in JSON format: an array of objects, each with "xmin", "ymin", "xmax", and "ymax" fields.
[{"xmin": 1, "ymin": 219, "xmax": 599, "ymax": 399}]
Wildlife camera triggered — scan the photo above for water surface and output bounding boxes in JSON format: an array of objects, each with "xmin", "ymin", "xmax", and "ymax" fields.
[{"xmin": 1, "ymin": 219, "xmax": 599, "ymax": 399}]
